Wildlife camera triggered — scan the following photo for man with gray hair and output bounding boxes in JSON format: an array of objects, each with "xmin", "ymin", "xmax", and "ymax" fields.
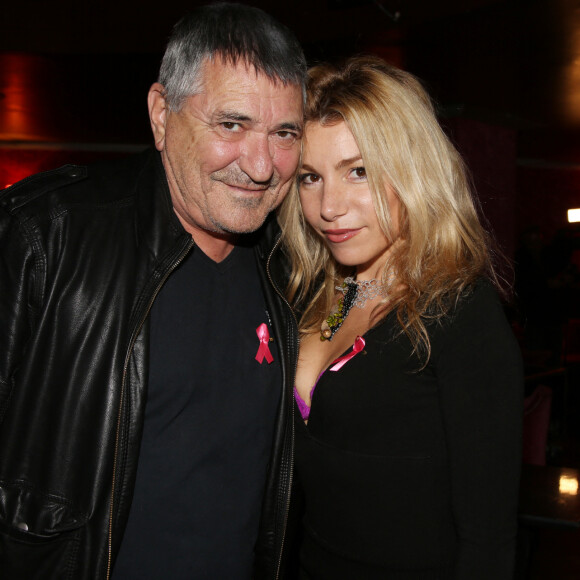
[{"xmin": 0, "ymin": 4, "xmax": 305, "ymax": 579}]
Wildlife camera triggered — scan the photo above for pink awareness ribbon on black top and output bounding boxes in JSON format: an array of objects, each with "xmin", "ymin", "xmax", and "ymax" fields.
[
  {"xmin": 329, "ymin": 335, "xmax": 365, "ymax": 371},
  {"xmin": 255, "ymin": 323, "xmax": 274, "ymax": 364}
]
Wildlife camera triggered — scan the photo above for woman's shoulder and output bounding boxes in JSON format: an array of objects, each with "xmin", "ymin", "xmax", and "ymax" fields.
[
  {"xmin": 430, "ymin": 277, "xmax": 517, "ymax": 355},
  {"xmin": 455, "ymin": 277, "xmax": 508, "ymax": 320}
]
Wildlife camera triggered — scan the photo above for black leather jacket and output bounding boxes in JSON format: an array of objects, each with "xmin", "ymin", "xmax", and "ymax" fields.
[{"xmin": 0, "ymin": 149, "xmax": 298, "ymax": 579}]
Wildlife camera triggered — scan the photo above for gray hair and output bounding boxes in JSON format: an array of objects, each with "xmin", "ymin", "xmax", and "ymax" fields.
[{"xmin": 159, "ymin": 2, "xmax": 307, "ymax": 111}]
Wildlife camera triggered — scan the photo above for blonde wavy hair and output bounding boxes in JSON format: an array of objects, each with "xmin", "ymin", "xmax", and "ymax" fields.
[{"xmin": 278, "ymin": 55, "xmax": 499, "ymax": 361}]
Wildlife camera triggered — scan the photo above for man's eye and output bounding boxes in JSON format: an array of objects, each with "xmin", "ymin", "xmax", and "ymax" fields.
[
  {"xmin": 221, "ymin": 122, "xmax": 242, "ymax": 131},
  {"xmin": 273, "ymin": 130, "xmax": 298, "ymax": 146}
]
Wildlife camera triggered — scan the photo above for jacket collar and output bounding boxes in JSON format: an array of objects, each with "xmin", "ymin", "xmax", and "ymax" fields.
[{"xmin": 135, "ymin": 148, "xmax": 190, "ymax": 257}]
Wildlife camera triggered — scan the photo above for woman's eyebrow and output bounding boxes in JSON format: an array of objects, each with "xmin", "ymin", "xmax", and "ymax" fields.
[{"xmin": 335, "ymin": 155, "xmax": 363, "ymax": 170}]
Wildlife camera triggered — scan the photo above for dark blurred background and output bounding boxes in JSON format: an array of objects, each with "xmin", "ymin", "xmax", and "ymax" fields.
[
  {"xmin": 2, "ymin": 0, "xmax": 580, "ymax": 257},
  {"xmin": 1, "ymin": 0, "xmax": 580, "ymax": 576}
]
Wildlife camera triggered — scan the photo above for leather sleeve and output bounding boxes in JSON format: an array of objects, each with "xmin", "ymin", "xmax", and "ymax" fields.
[
  {"xmin": 0, "ymin": 166, "xmax": 86, "ymax": 419},
  {"xmin": 0, "ymin": 199, "xmax": 43, "ymax": 423}
]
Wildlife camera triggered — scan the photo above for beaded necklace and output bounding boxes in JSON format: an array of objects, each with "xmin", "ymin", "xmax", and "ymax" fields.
[{"xmin": 320, "ymin": 276, "xmax": 387, "ymax": 341}]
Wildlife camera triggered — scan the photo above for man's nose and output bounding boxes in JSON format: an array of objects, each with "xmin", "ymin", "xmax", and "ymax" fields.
[{"xmin": 239, "ymin": 133, "xmax": 275, "ymax": 184}]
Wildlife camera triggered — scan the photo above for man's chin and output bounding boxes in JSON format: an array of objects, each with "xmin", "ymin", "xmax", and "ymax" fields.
[
  {"xmin": 210, "ymin": 208, "xmax": 272, "ymax": 235},
  {"xmin": 218, "ymin": 217, "xmax": 268, "ymax": 235}
]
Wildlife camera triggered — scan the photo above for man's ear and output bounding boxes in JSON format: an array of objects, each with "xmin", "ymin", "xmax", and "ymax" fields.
[{"xmin": 148, "ymin": 83, "xmax": 168, "ymax": 151}]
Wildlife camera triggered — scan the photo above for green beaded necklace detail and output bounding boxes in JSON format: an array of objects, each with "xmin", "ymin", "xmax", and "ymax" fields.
[{"xmin": 320, "ymin": 279, "xmax": 358, "ymax": 341}]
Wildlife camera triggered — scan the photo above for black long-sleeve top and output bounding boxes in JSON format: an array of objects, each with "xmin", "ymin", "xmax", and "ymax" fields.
[{"xmin": 295, "ymin": 280, "xmax": 523, "ymax": 579}]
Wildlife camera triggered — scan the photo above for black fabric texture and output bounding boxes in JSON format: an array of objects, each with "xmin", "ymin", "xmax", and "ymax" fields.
[
  {"xmin": 113, "ymin": 244, "xmax": 281, "ymax": 579},
  {"xmin": 295, "ymin": 281, "xmax": 523, "ymax": 579}
]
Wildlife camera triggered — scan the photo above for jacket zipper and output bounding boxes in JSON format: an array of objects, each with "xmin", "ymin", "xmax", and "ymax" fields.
[
  {"xmin": 266, "ymin": 235, "xmax": 300, "ymax": 580},
  {"xmin": 105, "ymin": 238, "xmax": 194, "ymax": 580}
]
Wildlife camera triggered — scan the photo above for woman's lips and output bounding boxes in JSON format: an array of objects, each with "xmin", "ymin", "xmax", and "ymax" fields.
[{"xmin": 323, "ymin": 228, "xmax": 361, "ymax": 243}]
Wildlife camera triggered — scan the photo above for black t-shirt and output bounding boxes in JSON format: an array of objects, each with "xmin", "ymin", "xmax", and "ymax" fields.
[{"xmin": 112, "ymin": 244, "xmax": 281, "ymax": 579}]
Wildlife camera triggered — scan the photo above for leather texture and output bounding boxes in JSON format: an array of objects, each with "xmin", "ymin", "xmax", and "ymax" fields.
[{"xmin": 0, "ymin": 149, "xmax": 298, "ymax": 579}]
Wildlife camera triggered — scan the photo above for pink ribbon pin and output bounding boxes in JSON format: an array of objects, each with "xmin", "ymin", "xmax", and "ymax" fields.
[
  {"xmin": 255, "ymin": 323, "xmax": 274, "ymax": 364},
  {"xmin": 329, "ymin": 335, "xmax": 365, "ymax": 371}
]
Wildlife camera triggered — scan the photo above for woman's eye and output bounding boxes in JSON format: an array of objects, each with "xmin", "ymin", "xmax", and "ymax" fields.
[
  {"xmin": 299, "ymin": 173, "xmax": 320, "ymax": 185},
  {"xmin": 351, "ymin": 167, "xmax": 367, "ymax": 179}
]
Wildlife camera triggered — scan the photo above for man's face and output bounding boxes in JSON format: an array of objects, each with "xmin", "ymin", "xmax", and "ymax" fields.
[{"xmin": 149, "ymin": 58, "xmax": 303, "ymax": 239}]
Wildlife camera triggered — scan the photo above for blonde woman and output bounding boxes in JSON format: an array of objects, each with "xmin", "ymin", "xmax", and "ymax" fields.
[{"xmin": 279, "ymin": 56, "xmax": 523, "ymax": 579}]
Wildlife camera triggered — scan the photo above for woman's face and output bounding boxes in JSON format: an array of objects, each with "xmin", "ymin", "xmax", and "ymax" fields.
[{"xmin": 298, "ymin": 121, "xmax": 400, "ymax": 280}]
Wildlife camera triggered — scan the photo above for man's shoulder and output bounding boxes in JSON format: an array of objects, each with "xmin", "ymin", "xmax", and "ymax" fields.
[
  {"xmin": 0, "ymin": 164, "xmax": 87, "ymax": 213},
  {"xmin": 0, "ymin": 149, "xmax": 155, "ymax": 216}
]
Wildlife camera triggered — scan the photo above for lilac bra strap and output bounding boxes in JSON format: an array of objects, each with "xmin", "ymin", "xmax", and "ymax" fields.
[
  {"xmin": 294, "ymin": 370, "xmax": 326, "ymax": 421},
  {"xmin": 294, "ymin": 386, "xmax": 312, "ymax": 420}
]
